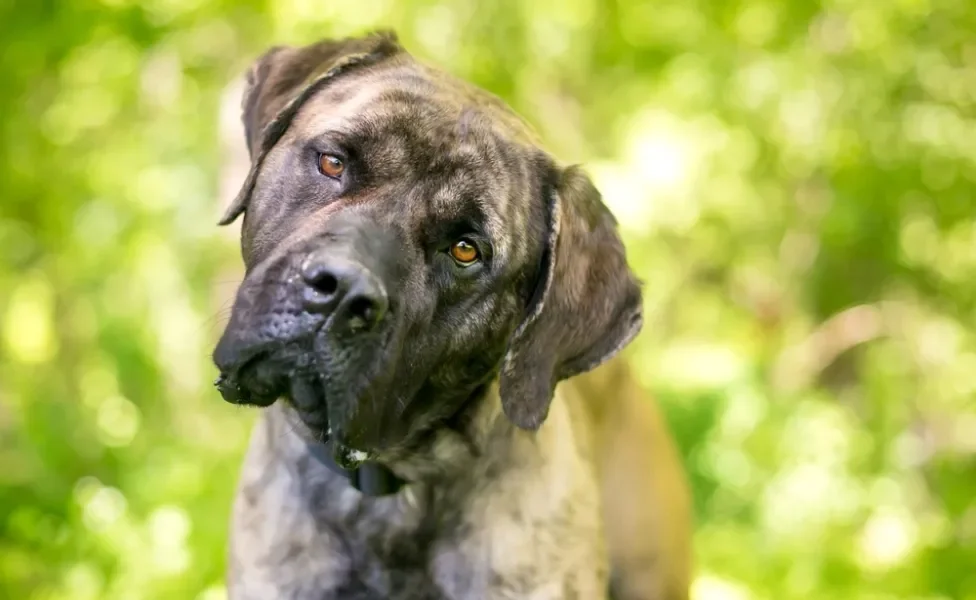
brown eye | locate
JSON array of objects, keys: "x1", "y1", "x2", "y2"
[
  {"x1": 450, "y1": 239, "x2": 480, "y2": 265},
  {"x1": 318, "y1": 154, "x2": 345, "y2": 179}
]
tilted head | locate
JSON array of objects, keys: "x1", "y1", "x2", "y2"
[{"x1": 212, "y1": 31, "x2": 642, "y2": 470}]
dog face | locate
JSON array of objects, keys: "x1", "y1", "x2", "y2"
[{"x1": 213, "y1": 32, "x2": 643, "y2": 468}]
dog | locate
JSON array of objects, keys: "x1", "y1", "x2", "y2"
[{"x1": 212, "y1": 31, "x2": 692, "y2": 599}]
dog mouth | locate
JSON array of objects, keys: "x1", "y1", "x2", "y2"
[
  {"x1": 287, "y1": 377, "x2": 374, "y2": 470},
  {"x1": 214, "y1": 334, "x2": 321, "y2": 406},
  {"x1": 214, "y1": 346, "x2": 380, "y2": 470},
  {"x1": 214, "y1": 351, "x2": 281, "y2": 407}
]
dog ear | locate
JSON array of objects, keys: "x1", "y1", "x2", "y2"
[
  {"x1": 219, "y1": 31, "x2": 402, "y2": 226},
  {"x1": 499, "y1": 165, "x2": 644, "y2": 430}
]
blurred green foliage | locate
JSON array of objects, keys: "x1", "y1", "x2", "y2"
[{"x1": 1, "y1": 0, "x2": 975, "y2": 598}]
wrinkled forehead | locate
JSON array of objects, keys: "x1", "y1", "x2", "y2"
[{"x1": 281, "y1": 63, "x2": 542, "y2": 264}]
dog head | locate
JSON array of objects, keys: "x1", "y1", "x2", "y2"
[{"x1": 213, "y1": 31, "x2": 642, "y2": 468}]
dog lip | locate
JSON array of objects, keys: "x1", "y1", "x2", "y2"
[
  {"x1": 215, "y1": 351, "x2": 281, "y2": 407},
  {"x1": 213, "y1": 373, "x2": 246, "y2": 404},
  {"x1": 287, "y1": 376, "x2": 331, "y2": 437}
]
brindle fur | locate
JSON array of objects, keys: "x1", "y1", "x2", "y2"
[{"x1": 215, "y1": 31, "x2": 691, "y2": 599}]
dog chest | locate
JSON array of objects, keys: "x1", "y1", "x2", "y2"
[{"x1": 308, "y1": 494, "x2": 607, "y2": 599}]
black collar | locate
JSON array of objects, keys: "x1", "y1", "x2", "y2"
[{"x1": 306, "y1": 439, "x2": 406, "y2": 497}]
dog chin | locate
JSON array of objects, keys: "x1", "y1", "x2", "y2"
[
  {"x1": 281, "y1": 382, "x2": 402, "y2": 471},
  {"x1": 286, "y1": 357, "x2": 403, "y2": 455}
]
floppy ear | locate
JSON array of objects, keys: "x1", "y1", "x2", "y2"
[
  {"x1": 499, "y1": 165, "x2": 644, "y2": 430},
  {"x1": 219, "y1": 30, "x2": 403, "y2": 225}
]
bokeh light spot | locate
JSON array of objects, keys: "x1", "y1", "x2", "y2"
[{"x1": 3, "y1": 275, "x2": 58, "y2": 364}]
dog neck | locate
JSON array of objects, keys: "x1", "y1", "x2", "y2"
[{"x1": 382, "y1": 381, "x2": 516, "y2": 484}]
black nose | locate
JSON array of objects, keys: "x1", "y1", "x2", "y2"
[{"x1": 300, "y1": 253, "x2": 388, "y2": 332}]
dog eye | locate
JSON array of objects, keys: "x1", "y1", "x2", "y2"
[
  {"x1": 449, "y1": 239, "x2": 480, "y2": 266},
  {"x1": 318, "y1": 154, "x2": 345, "y2": 179}
]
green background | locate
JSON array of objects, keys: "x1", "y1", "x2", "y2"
[{"x1": 1, "y1": 0, "x2": 974, "y2": 598}]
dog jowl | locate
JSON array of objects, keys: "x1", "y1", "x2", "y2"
[{"x1": 211, "y1": 31, "x2": 642, "y2": 473}]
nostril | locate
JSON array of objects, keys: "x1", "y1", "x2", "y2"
[
  {"x1": 302, "y1": 267, "x2": 342, "y2": 313},
  {"x1": 347, "y1": 295, "x2": 379, "y2": 329},
  {"x1": 301, "y1": 254, "x2": 343, "y2": 299},
  {"x1": 309, "y1": 272, "x2": 339, "y2": 296}
]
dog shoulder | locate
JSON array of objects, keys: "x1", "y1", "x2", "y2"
[{"x1": 429, "y1": 388, "x2": 610, "y2": 598}]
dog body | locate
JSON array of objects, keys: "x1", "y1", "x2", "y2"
[
  {"x1": 230, "y1": 384, "x2": 606, "y2": 599},
  {"x1": 214, "y1": 32, "x2": 691, "y2": 600}
]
